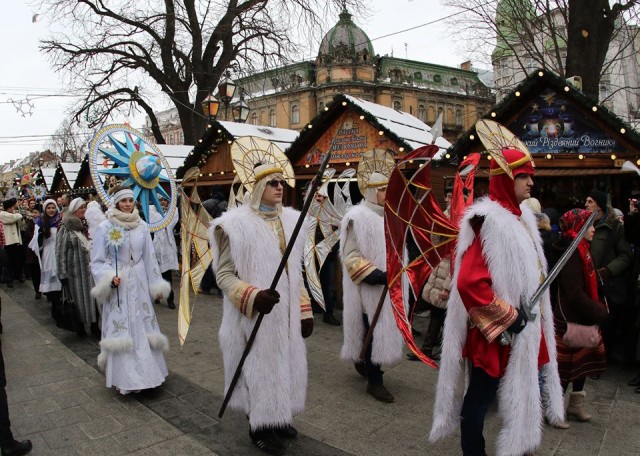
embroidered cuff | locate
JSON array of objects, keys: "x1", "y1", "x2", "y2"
[
  {"x1": 468, "y1": 298, "x2": 518, "y2": 343},
  {"x1": 231, "y1": 282, "x2": 259, "y2": 317},
  {"x1": 348, "y1": 258, "x2": 377, "y2": 285},
  {"x1": 299, "y1": 286, "x2": 313, "y2": 320}
]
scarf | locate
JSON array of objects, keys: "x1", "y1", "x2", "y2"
[
  {"x1": 35, "y1": 212, "x2": 62, "y2": 229},
  {"x1": 107, "y1": 206, "x2": 141, "y2": 230},
  {"x1": 559, "y1": 208, "x2": 599, "y2": 301}
]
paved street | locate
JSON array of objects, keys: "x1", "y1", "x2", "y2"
[{"x1": 1, "y1": 281, "x2": 639, "y2": 455}]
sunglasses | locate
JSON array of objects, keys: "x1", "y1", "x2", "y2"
[{"x1": 266, "y1": 179, "x2": 285, "y2": 188}]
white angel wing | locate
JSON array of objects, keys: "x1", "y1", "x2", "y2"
[{"x1": 85, "y1": 201, "x2": 107, "y2": 241}]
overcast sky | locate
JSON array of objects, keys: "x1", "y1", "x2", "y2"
[{"x1": 0, "y1": 0, "x2": 488, "y2": 164}]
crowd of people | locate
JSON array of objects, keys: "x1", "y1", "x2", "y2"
[{"x1": 0, "y1": 146, "x2": 639, "y2": 456}]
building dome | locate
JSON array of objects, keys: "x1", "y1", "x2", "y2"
[{"x1": 317, "y1": 8, "x2": 374, "y2": 65}]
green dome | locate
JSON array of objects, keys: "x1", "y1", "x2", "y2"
[{"x1": 317, "y1": 8, "x2": 374, "y2": 64}]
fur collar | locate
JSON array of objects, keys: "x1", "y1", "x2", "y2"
[{"x1": 62, "y1": 212, "x2": 85, "y2": 232}]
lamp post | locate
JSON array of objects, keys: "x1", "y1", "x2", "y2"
[
  {"x1": 217, "y1": 71, "x2": 237, "y2": 120},
  {"x1": 201, "y1": 92, "x2": 220, "y2": 120}
]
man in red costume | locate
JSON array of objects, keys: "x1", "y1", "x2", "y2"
[{"x1": 430, "y1": 148, "x2": 565, "y2": 456}]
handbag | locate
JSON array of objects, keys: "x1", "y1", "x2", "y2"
[
  {"x1": 558, "y1": 289, "x2": 601, "y2": 348},
  {"x1": 55, "y1": 286, "x2": 80, "y2": 332}
]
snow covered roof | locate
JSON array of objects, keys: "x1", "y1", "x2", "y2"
[
  {"x1": 343, "y1": 95, "x2": 451, "y2": 152},
  {"x1": 217, "y1": 121, "x2": 299, "y2": 151},
  {"x1": 156, "y1": 144, "x2": 193, "y2": 176},
  {"x1": 41, "y1": 167, "x2": 56, "y2": 190},
  {"x1": 59, "y1": 162, "x2": 82, "y2": 188}
]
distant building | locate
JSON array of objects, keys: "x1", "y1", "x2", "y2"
[
  {"x1": 145, "y1": 7, "x2": 495, "y2": 145},
  {"x1": 492, "y1": 0, "x2": 640, "y2": 128}
]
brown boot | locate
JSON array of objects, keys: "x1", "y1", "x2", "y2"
[{"x1": 567, "y1": 391, "x2": 592, "y2": 422}]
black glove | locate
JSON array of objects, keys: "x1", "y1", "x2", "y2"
[
  {"x1": 254, "y1": 289, "x2": 280, "y2": 314},
  {"x1": 507, "y1": 307, "x2": 528, "y2": 335},
  {"x1": 301, "y1": 318, "x2": 314, "y2": 338},
  {"x1": 362, "y1": 269, "x2": 387, "y2": 286},
  {"x1": 60, "y1": 278, "x2": 70, "y2": 288}
]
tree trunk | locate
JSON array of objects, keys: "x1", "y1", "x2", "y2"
[{"x1": 565, "y1": 0, "x2": 616, "y2": 101}]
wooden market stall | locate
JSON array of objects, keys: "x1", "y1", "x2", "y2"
[{"x1": 447, "y1": 69, "x2": 640, "y2": 212}]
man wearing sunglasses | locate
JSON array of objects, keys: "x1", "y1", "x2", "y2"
[{"x1": 211, "y1": 163, "x2": 313, "y2": 455}]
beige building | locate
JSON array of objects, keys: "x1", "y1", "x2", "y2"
[{"x1": 146, "y1": 7, "x2": 494, "y2": 145}]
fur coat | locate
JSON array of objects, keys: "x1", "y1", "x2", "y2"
[
  {"x1": 210, "y1": 205, "x2": 307, "y2": 431},
  {"x1": 429, "y1": 198, "x2": 564, "y2": 456},
  {"x1": 56, "y1": 213, "x2": 97, "y2": 323},
  {"x1": 340, "y1": 201, "x2": 403, "y2": 366}
]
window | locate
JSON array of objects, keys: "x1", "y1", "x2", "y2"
[
  {"x1": 251, "y1": 112, "x2": 258, "y2": 125},
  {"x1": 418, "y1": 104, "x2": 426, "y2": 122},
  {"x1": 269, "y1": 109, "x2": 276, "y2": 127},
  {"x1": 414, "y1": 72, "x2": 423, "y2": 80},
  {"x1": 169, "y1": 134, "x2": 174, "y2": 145},
  {"x1": 446, "y1": 108, "x2": 454, "y2": 124},
  {"x1": 433, "y1": 74, "x2": 442, "y2": 83},
  {"x1": 451, "y1": 77, "x2": 458, "y2": 86},
  {"x1": 179, "y1": 131, "x2": 184, "y2": 144},
  {"x1": 455, "y1": 109, "x2": 463, "y2": 126},
  {"x1": 390, "y1": 69, "x2": 402, "y2": 83},
  {"x1": 291, "y1": 104, "x2": 300, "y2": 124},
  {"x1": 428, "y1": 106, "x2": 436, "y2": 123},
  {"x1": 393, "y1": 100, "x2": 402, "y2": 111}
]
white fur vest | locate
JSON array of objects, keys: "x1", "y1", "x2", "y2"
[
  {"x1": 210, "y1": 205, "x2": 307, "y2": 431},
  {"x1": 429, "y1": 198, "x2": 564, "y2": 456},
  {"x1": 339, "y1": 201, "x2": 403, "y2": 366}
]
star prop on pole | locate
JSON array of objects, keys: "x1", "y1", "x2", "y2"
[
  {"x1": 384, "y1": 145, "x2": 479, "y2": 366},
  {"x1": 106, "y1": 225, "x2": 126, "y2": 307},
  {"x1": 88, "y1": 124, "x2": 177, "y2": 232},
  {"x1": 475, "y1": 120, "x2": 532, "y2": 179}
]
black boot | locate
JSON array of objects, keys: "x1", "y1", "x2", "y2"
[
  {"x1": 250, "y1": 428, "x2": 286, "y2": 455},
  {"x1": 1, "y1": 439, "x2": 32, "y2": 456},
  {"x1": 274, "y1": 424, "x2": 298, "y2": 439},
  {"x1": 322, "y1": 313, "x2": 340, "y2": 326},
  {"x1": 366, "y1": 382, "x2": 394, "y2": 403},
  {"x1": 354, "y1": 361, "x2": 368, "y2": 378},
  {"x1": 168, "y1": 301, "x2": 176, "y2": 309}
]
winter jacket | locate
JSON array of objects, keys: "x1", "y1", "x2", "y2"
[
  {"x1": 421, "y1": 257, "x2": 451, "y2": 309},
  {"x1": 0, "y1": 211, "x2": 23, "y2": 245}
]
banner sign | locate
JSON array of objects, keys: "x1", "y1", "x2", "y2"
[{"x1": 509, "y1": 89, "x2": 624, "y2": 154}]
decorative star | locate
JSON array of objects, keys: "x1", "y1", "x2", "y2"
[
  {"x1": 541, "y1": 91, "x2": 556, "y2": 105},
  {"x1": 531, "y1": 103, "x2": 540, "y2": 112}
]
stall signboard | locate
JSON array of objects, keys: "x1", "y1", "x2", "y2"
[
  {"x1": 296, "y1": 110, "x2": 406, "y2": 166},
  {"x1": 510, "y1": 89, "x2": 624, "y2": 154}
]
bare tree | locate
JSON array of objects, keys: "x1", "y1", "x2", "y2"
[
  {"x1": 47, "y1": 116, "x2": 92, "y2": 162},
  {"x1": 443, "y1": 0, "x2": 640, "y2": 101},
  {"x1": 37, "y1": 0, "x2": 367, "y2": 145}
]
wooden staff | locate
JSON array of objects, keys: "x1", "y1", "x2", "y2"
[
  {"x1": 218, "y1": 150, "x2": 332, "y2": 418},
  {"x1": 359, "y1": 284, "x2": 389, "y2": 361}
]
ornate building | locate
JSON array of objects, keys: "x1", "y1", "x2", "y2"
[{"x1": 146, "y1": 7, "x2": 494, "y2": 145}]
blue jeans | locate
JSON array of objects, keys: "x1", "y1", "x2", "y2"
[{"x1": 460, "y1": 365, "x2": 500, "y2": 456}]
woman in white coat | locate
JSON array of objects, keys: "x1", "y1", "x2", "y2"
[
  {"x1": 90, "y1": 186, "x2": 171, "y2": 395},
  {"x1": 28, "y1": 199, "x2": 62, "y2": 317}
]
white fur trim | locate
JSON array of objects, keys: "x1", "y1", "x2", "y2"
[
  {"x1": 97, "y1": 352, "x2": 107, "y2": 371},
  {"x1": 339, "y1": 201, "x2": 403, "y2": 366},
  {"x1": 91, "y1": 269, "x2": 117, "y2": 302},
  {"x1": 149, "y1": 280, "x2": 171, "y2": 300},
  {"x1": 429, "y1": 198, "x2": 564, "y2": 455},
  {"x1": 100, "y1": 337, "x2": 134, "y2": 353},
  {"x1": 147, "y1": 333, "x2": 170, "y2": 352}
]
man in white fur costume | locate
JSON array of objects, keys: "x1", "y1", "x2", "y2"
[
  {"x1": 429, "y1": 146, "x2": 565, "y2": 455},
  {"x1": 340, "y1": 151, "x2": 403, "y2": 403},
  {"x1": 90, "y1": 186, "x2": 171, "y2": 395},
  {"x1": 211, "y1": 159, "x2": 314, "y2": 455}
]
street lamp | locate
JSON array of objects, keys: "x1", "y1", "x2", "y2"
[
  {"x1": 217, "y1": 71, "x2": 237, "y2": 105},
  {"x1": 232, "y1": 91, "x2": 250, "y2": 123},
  {"x1": 201, "y1": 92, "x2": 220, "y2": 119}
]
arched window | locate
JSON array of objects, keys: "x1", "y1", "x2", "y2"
[
  {"x1": 318, "y1": 102, "x2": 324, "y2": 113},
  {"x1": 428, "y1": 106, "x2": 436, "y2": 123},
  {"x1": 291, "y1": 104, "x2": 300, "y2": 124},
  {"x1": 393, "y1": 100, "x2": 402, "y2": 111},
  {"x1": 433, "y1": 74, "x2": 442, "y2": 83},
  {"x1": 251, "y1": 112, "x2": 258, "y2": 125},
  {"x1": 446, "y1": 108, "x2": 454, "y2": 125},
  {"x1": 451, "y1": 77, "x2": 458, "y2": 86},
  {"x1": 455, "y1": 109, "x2": 463, "y2": 126},
  {"x1": 418, "y1": 104, "x2": 426, "y2": 122},
  {"x1": 269, "y1": 109, "x2": 276, "y2": 127}
]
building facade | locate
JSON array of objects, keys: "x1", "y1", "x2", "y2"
[
  {"x1": 492, "y1": 0, "x2": 640, "y2": 128},
  {"x1": 146, "y1": 8, "x2": 495, "y2": 145}
]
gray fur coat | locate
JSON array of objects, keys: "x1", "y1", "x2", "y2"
[{"x1": 56, "y1": 213, "x2": 97, "y2": 323}]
